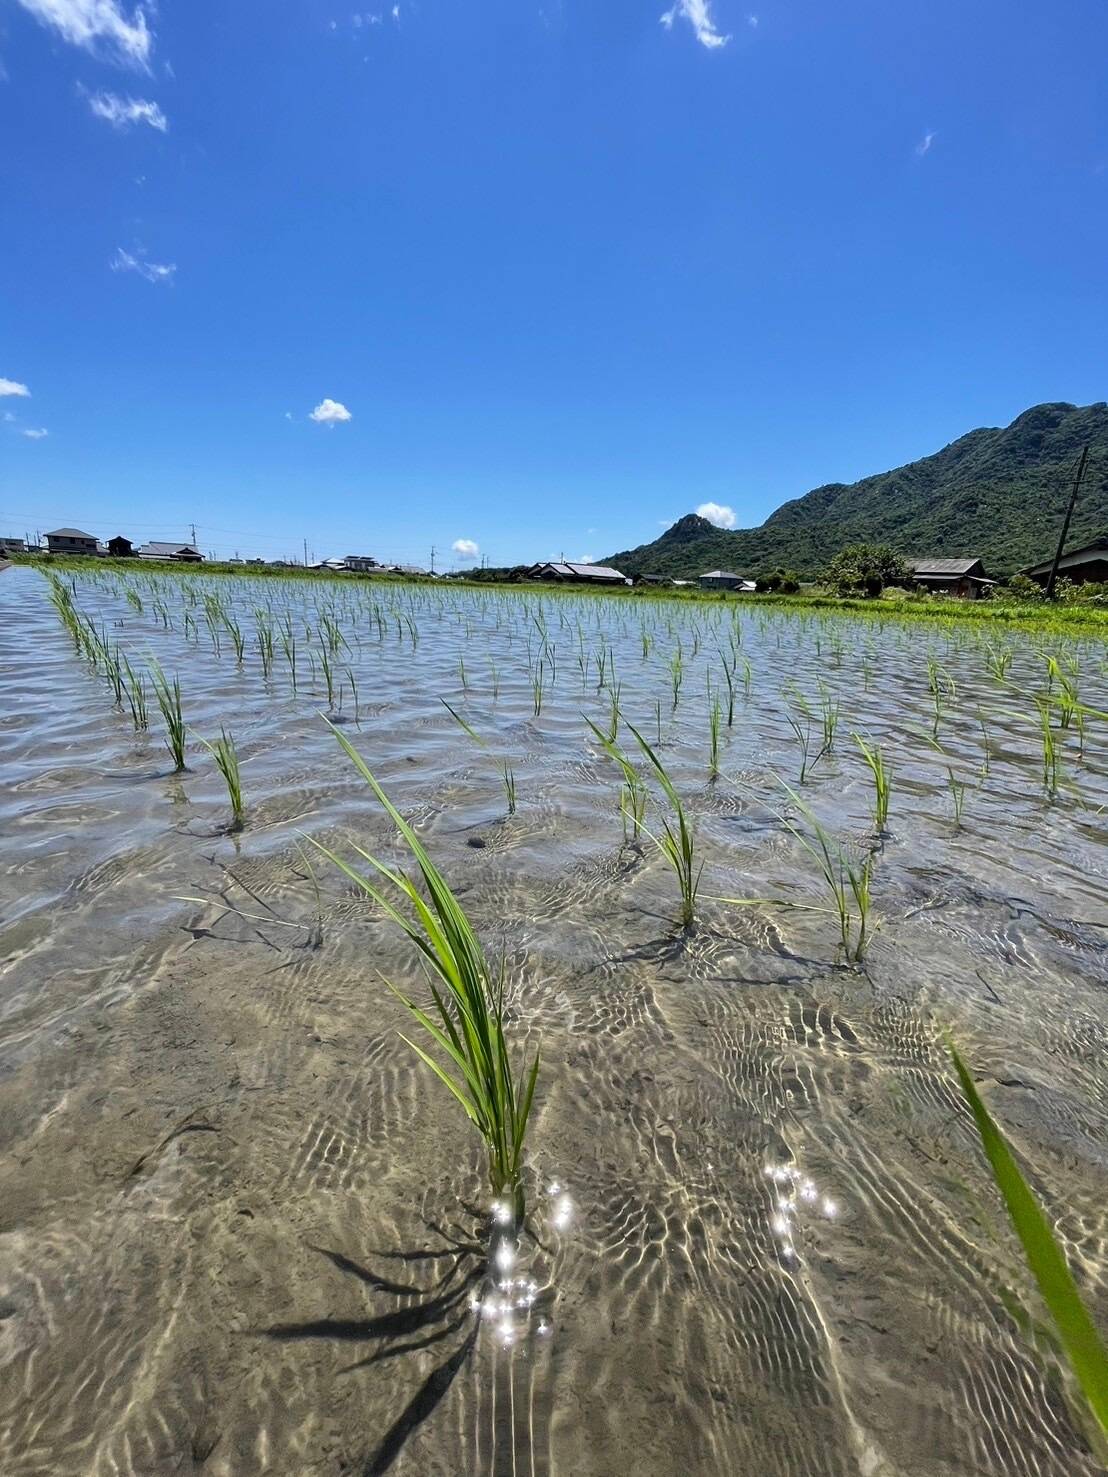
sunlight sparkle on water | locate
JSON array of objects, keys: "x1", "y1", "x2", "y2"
[{"x1": 764, "y1": 1162, "x2": 840, "y2": 1255}]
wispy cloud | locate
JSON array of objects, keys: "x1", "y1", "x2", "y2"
[
  {"x1": 85, "y1": 88, "x2": 166, "y2": 131},
  {"x1": 0, "y1": 378, "x2": 31, "y2": 397},
  {"x1": 111, "y1": 245, "x2": 176, "y2": 283},
  {"x1": 696, "y1": 501, "x2": 736, "y2": 529},
  {"x1": 452, "y1": 538, "x2": 479, "y2": 561},
  {"x1": 22, "y1": 427, "x2": 49, "y2": 440},
  {"x1": 309, "y1": 397, "x2": 352, "y2": 425},
  {"x1": 15, "y1": 1, "x2": 153, "y2": 69},
  {"x1": 915, "y1": 130, "x2": 936, "y2": 157},
  {"x1": 660, "y1": 0, "x2": 729, "y2": 49},
  {"x1": 576, "y1": 553, "x2": 596, "y2": 565}
]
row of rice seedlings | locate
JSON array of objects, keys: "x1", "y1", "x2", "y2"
[{"x1": 318, "y1": 726, "x2": 540, "y2": 1226}]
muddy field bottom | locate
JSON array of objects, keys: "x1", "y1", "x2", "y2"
[{"x1": 2, "y1": 564, "x2": 1107, "y2": 1477}]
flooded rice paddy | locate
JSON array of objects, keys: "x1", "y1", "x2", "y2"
[{"x1": 1, "y1": 562, "x2": 1107, "y2": 1477}]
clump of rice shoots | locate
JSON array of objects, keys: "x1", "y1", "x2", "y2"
[
  {"x1": 853, "y1": 733, "x2": 891, "y2": 833},
  {"x1": 149, "y1": 660, "x2": 187, "y2": 771},
  {"x1": 624, "y1": 720, "x2": 701, "y2": 928},
  {"x1": 201, "y1": 727, "x2": 245, "y2": 829},
  {"x1": 122, "y1": 655, "x2": 149, "y2": 730},
  {"x1": 317, "y1": 725, "x2": 540, "y2": 1226}
]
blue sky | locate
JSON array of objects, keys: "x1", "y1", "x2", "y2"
[{"x1": 2, "y1": 1, "x2": 1106, "y2": 567}]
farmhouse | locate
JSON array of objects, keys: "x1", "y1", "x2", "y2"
[
  {"x1": 910, "y1": 558, "x2": 995, "y2": 599},
  {"x1": 1023, "y1": 539, "x2": 1108, "y2": 587},
  {"x1": 107, "y1": 536, "x2": 135, "y2": 557},
  {"x1": 45, "y1": 527, "x2": 98, "y2": 556},
  {"x1": 137, "y1": 542, "x2": 205, "y2": 563},
  {"x1": 528, "y1": 561, "x2": 628, "y2": 585},
  {"x1": 699, "y1": 570, "x2": 754, "y2": 592}
]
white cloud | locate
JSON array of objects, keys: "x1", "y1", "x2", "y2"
[
  {"x1": 916, "y1": 130, "x2": 936, "y2": 157},
  {"x1": 309, "y1": 397, "x2": 352, "y2": 425},
  {"x1": 660, "y1": 0, "x2": 729, "y2": 49},
  {"x1": 85, "y1": 89, "x2": 166, "y2": 130},
  {"x1": 22, "y1": 427, "x2": 49, "y2": 440},
  {"x1": 15, "y1": 0, "x2": 153, "y2": 68},
  {"x1": 0, "y1": 378, "x2": 31, "y2": 397},
  {"x1": 452, "y1": 538, "x2": 479, "y2": 561},
  {"x1": 696, "y1": 501, "x2": 736, "y2": 529},
  {"x1": 747, "y1": 14, "x2": 758, "y2": 27},
  {"x1": 576, "y1": 553, "x2": 596, "y2": 565},
  {"x1": 111, "y1": 245, "x2": 176, "y2": 283}
]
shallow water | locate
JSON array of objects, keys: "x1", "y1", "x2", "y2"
[{"x1": 1, "y1": 563, "x2": 1107, "y2": 1477}]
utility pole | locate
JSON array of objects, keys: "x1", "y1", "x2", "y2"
[
  {"x1": 1044, "y1": 445, "x2": 1089, "y2": 600},
  {"x1": 303, "y1": 537, "x2": 309, "y2": 567},
  {"x1": 190, "y1": 523, "x2": 197, "y2": 546},
  {"x1": 430, "y1": 545, "x2": 437, "y2": 574}
]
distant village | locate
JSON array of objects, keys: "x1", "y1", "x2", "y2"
[{"x1": 2, "y1": 528, "x2": 1104, "y2": 597}]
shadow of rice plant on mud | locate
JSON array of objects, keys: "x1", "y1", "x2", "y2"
[{"x1": 262, "y1": 1224, "x2": 487, "y2": 1475}]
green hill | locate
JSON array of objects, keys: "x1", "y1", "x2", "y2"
[{"x1": 605, "y1": 402, "x2": 1108, "y2": 580}]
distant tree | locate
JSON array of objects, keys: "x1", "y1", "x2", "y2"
[
  {"x1": 824, "y1": 544, "x2": 911, "y2": 598},
  {"x1": 1001, "y1": 573, "x2": 1047, "y2": 603},
  {"x1": 755, "y1": 567, "x2": 801, "y2": 594}
]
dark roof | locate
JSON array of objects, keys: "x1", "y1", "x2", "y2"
[
  {"x1": 911, "y1": 558, "x2": 984, "y2": 577},
  {"x1": 46, "y1": 527, "x2": 95, "y2": 539},
  {"x1": 1024, "y1": 539, "x2": 1108, "y2": 576},
  {"x1": 534, "y1": 561, "x2": 625, "y2": 580},
  {"x1": 138, "y1": 542, "x2": 202, "y2": 557}
]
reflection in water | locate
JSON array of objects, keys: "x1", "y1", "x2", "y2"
[{"x1": 765, "y1": 1162, "x2": 838, "y2": 1261}]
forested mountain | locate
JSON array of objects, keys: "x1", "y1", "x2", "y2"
[{"x1": 605, "y1": 402, "x2": 1107, "y2": 579}]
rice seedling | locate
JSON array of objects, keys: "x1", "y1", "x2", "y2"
[
  {"x1": 345, "y1": 667, "x2": 360, "y2": 725},
  {"x1": 817, "y1": 682, "x2": 839, "y2": 755},
  {"x1": 149, "y1": 660, "x2": 187, "y2": 771},
  {"x1": 853, "y1": 733, "x2": 891, "y2": 833},
  {"x1": 532, "y1": 661, "x2": 546, "y2": 716},
  {"x1": 125, "y1": 588, "x2": 143, "y2": 613},
  {"x1": 281, "y1": 629, "x2": 298, "y2": 691},
  {"x1": 122, "y1": 655, "x2": 149, "y2": 731},
  {"x1": 708, "y1": 695, "x2": 722, "y2": 778},
  {"x1": 502, "y1": 761, "x2": 517, "y2": 815},
  {"x1": 717, "y1": 657, "x2": 735, "y2": 727},
  {"x1": 720, "y1": 781, "x2": 875, "y2": 962},
  {"x1": 784, "y1": 693, "x2": 816, "y2": 784},
  {"x1": 623, "y1": 720, "x2": 701, "y2": 928},
  {"x1": 224, "y1": 614, "x2": 246, "y2": 665},
  {"x1": 1035, "y1": 696, "x2": 1060, "y2": 795},
  {"x1": 669, "y1": 649, "x2": 683, "y2": 710},
  {"x1": 607, "y1": 680, "x2": 622, "y2": 744},
  {"x1": 319, "y1": 645, "x2": 336, "y2": 708},
  {"x1": 977, "y1": 708, "x2": 991, "y2": 776},
  {"x1": 949, "y1": 1041, "x2": 1108, "y2": 1449},
  {"x1": 459, "y1": 656, "x2": 468, "y2": 691},
  {"x1": 256, "y1": 619, "x2": 274, "y2": 678},
  {"x1": 201, "y1": 727, "x2": 245, "y2": 829},
  {"x1": 316, "y1": 727, "x2": 540, "y2": 1226},
  {"x1": 584, "y1": 715, "x2": 647, "y2": 843}
]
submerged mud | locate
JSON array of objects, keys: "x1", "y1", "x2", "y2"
[{"x1": 1, "y1": 565, "x2": 1106, "y2": 1476}]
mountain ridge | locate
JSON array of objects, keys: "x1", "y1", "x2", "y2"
[{"x1": 604, "y1": 401, "x2": 1108, "y2": 579}]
